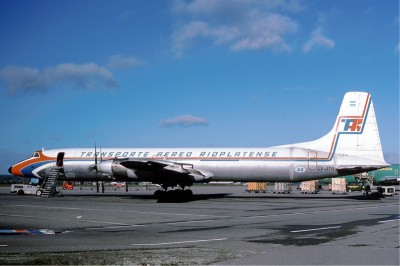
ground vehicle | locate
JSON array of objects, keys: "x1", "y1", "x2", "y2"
[
  {"x1": 62, "y1": 181, "x2": 74, "y2": 190},
  {"x1": 347, "y1": 183, "x2": 364, "y2": 191},
  {"x1": 10, "y1": 184, "x2": 38, "y2": 195},
  {"x1": 376, "y1": 186, "x2": 396, "y2": 196}
]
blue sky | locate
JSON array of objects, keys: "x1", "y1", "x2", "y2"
[{"x1": 0, "y1": 0, "x2": 398, "y2": 174}]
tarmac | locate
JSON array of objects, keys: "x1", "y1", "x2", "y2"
[{"x1": 0, "y1": 184, "x2": 399, "y2": 265}]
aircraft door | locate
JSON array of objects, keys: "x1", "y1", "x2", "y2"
[
  {"x1": 56, "y1": 152, "x2": 65, "y2": 167},
  {"x1": 308, "y1": 151, "x2": 317, "y2": 170}
]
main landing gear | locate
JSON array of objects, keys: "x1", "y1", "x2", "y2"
[{"x1": 153, "y1": 184, "x2": 193, "y2": 200}]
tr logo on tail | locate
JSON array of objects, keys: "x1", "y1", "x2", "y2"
[{"x1": 340, "y1": 118, "x2": 363, "y2": 132}]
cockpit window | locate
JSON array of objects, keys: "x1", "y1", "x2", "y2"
[{"x1": 29, "y1": 152, "x2": 40, "y2": 159}]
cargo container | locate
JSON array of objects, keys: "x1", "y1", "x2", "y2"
[
  {"x1": 300, "y1": 180, "x2": 320, "y2": 194},
  {"x1": 246, "y1": 182, "x2": 267, "y2": 193},
  {"x1": 331, "y1": 178, "x2": 347, "y2": 194},
  {"x1": 273, "y1": 182, "x2": 292, "y2": 194}
]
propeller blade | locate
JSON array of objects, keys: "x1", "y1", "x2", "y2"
[{"x1": 95, "y1": 142, "x2": 98, "y2": 165}]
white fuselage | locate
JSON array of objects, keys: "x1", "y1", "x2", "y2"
[{"x1": 33, "y1": 147, "x2": 342, "y2": 182}]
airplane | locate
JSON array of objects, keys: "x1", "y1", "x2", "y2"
[
  {"x1": 319, "y1": 164, "x2": 399, "y2": 185},
  {"x1": 371, "y1": 164, "x2": 400, "y2": 185},
  {"x1": 9, "y1": 92, "x2": 389, "y2": 198}
]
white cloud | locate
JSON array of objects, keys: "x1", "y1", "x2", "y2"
[
  {"x1": 173, "y1": 0, "x2": 304, "y2": 16},
  {"x1": 161, "y1": 114, "x2": 209, "y2": 127},
  {"x1": 230, "y1": 13, "x2": 297, "y2": 52},
  {"x1": 303, "y1": 27, "x2": 335, "y2": 53},
  {"x1": 0, "y1": 63, "x2": 118, "y2": 94},
  {"x1": 171, "y1": 0, "x2": 301, "y2": 56},
  {"x1": 107, "y1": 55, "x2": 144, "y2": 69}
]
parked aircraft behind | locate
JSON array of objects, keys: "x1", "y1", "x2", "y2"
[
  {"x1": 9, "y1": 92, "x2": 389, "y2": 197},
  {"x1": 320, "y1": 164, "x2": 399, "y2": 185},
  {"x1": 371, "y1": 164, "x2": 399, "y2": 185}
]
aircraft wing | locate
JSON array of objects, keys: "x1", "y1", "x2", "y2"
[{"x1": 99, "y1": 158, "x2": 213, "y2": 186}]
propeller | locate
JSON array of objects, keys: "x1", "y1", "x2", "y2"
[
  {"x1": 94, "y1": 142, "x2": 98, "y2": 171},
  {"x1": 89, "y1": 142, "x2": 101, "y2": 173}
]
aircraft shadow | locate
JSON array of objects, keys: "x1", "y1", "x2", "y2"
[
  {"x1": 59, "y1": 192, "x2": 232, "y2": 203},
  {"x1": 227, "y1": 194, "x2": 382, "y2": 201},
  {"x1": 54, "y1": 191, "x2": 382, "y2": 202},
  {"x1": 156, "y1": 193, "x2": 231, "y2": 203}
]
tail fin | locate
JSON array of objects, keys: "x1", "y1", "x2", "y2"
[{"x1": 297, "y1": 92, "x2": 387, "y2": 165}]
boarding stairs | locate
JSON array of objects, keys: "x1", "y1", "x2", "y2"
[
  {"x1": 39, "y1": 152, "x2": 65, "y2": 198},
  {"x1": 40, "y1": 169, "x2": 59, "y2": 197}
]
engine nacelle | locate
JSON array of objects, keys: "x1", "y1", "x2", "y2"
[{"x1": 98, "y1": 160, "x2": 138, "y2": 179}]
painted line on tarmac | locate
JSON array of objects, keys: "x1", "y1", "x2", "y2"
[
  {"x1": 290, "y1": 226, "x2": 342, "y2": 233},
  {"x1": 85, "y1": 219, "x2": 220, "y2": 230},
  {"x1": 0, "y1": 214, "x2": 143, "y2": 229},
  {"x1": 4, "y1": 204, "x2": 228, "y2": 218},
  {"x1": 132, "y1": 238, "x2": 228, "y2": 246},
  {"x1": 242, "y1": 204, "x2": 397, "y2": 219},
  {"x1": 0, "y1": 214, "x2": 130, "y2": 226},
  {"x1": 166, "y1": 219, "x2": 217, "y2": 225},
  {"x1": 378, "y1": 218, "x2": 400, "y2": 223},
  {"x1": 85, "y1": 224, "x2": 146, "y2": 230},
  {"x1": 0, "y1": 213, "x2": 220, "y2": 231}
]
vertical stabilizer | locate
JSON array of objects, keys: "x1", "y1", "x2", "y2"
[{"x1": 295, "y1": 92, "x2": 387, "y2": 164}]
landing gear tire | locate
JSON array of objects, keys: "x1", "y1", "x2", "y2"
[
  {"x1": 154, "y1": 190, "x2": 165, "y2": 198},
  {"x1": 154, "y1": 188, "x2": 193, "y2": 201},
  {"x1": 184, "y1": 189, "x2": 193, "y2": 197}
]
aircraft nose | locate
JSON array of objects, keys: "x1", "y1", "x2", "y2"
[{"x1": 8, "y1": 166, "x2": 12, "y2": 174}]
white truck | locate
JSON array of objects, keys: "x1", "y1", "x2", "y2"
[{"x1": 10, "y1": 184, "x2": 39, "y2": 195}]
